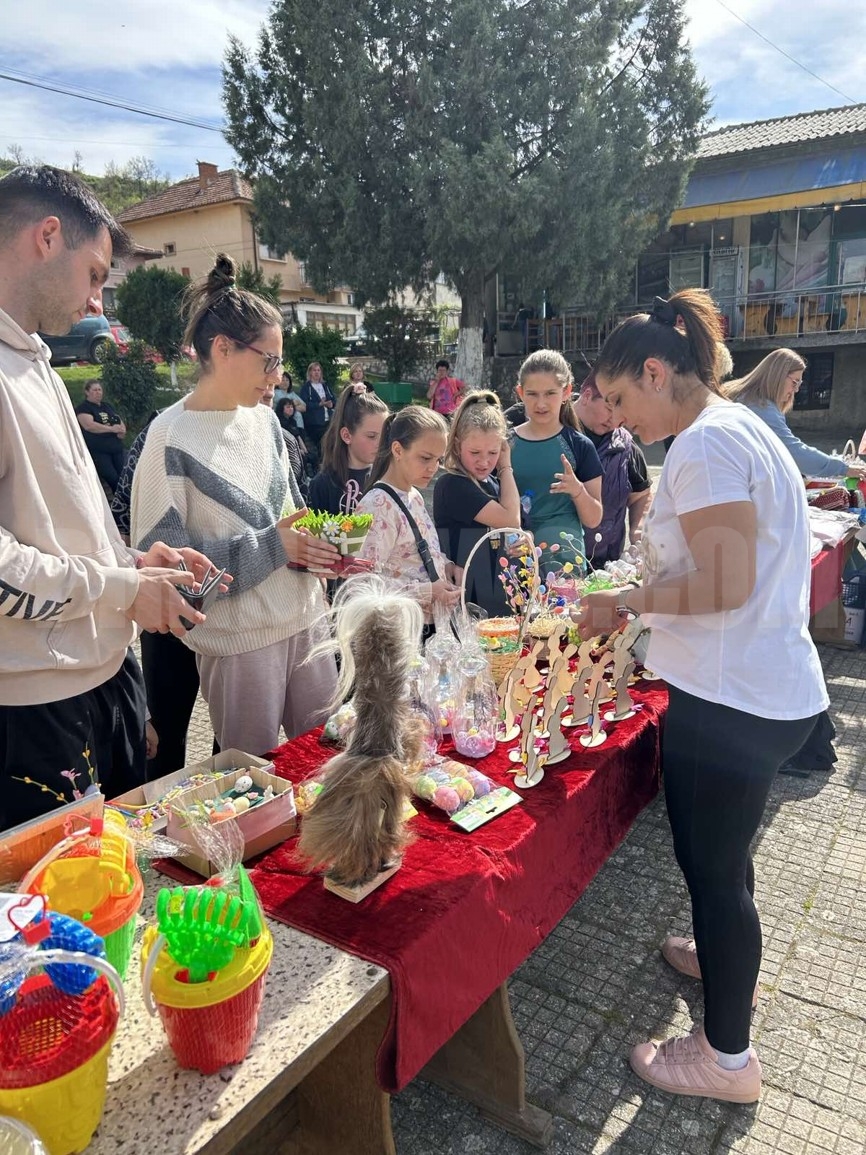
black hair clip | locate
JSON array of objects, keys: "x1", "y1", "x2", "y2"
[{"x1": 651, "y1": 297, "x2": 678, "y2": 327}]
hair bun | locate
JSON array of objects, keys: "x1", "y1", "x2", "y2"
[{"x1": 206, "y1": 253, "x2": 236, "y2": 294}]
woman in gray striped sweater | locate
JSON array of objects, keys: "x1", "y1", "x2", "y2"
[{"x1": 131, "y1": 255, "x2": 340, "y2": 755}]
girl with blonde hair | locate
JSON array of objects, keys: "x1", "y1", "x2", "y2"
[
  {"x1": 433, "y1": 391, "x2": 521, "y2": 616},
  {"x1": 727, "y1": 349, "x2": 866, "y2": 479}
]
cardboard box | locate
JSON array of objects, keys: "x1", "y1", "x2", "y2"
[
  {"x1": 110, "y1": 749, "x2": 273, "y2": 832},
  {"x1": 0, "y1": 794, "x2": 104, "y2": 886},
  {"x1": 165, "y1": 764, "x2": 296, "y2": 878}
]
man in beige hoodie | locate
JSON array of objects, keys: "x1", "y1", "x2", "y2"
[{"x1": 0, "y1": 165, "x2": 221, "y2": 830}]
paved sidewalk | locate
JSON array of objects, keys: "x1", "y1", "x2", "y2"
[{"x1": 182, "y1": 643, "x2": 866, "y2": 1154}]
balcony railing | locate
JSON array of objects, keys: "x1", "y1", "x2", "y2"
[{"x1": 497, "y1": 282, "x2": 866, "y2": 359}]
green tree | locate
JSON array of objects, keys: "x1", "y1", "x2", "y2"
[
  {"x1": 236, "y1": 261, "x2": 284, "y2": 306},
  {"x1": 116, "y1": 265, "x2": 189, "y2": 385},
  {"x1": 362, "y1": 304, "x2": 434, "y2": 381},
  {"x1": 282, "y1": 325, "x2": 346, "y2": 386},
  {"x1": 99, "y1": 340, "x2": 161, "y2": 431},
  {"x1": 224, "y1": 0, "x2": 708, "y2": 385}
]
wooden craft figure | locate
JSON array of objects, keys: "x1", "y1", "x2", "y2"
[
  {"x1": 605, "y1": 658, "x2": 637, "y2": 722},
  {"x1": 509, "y1": 698, "x2": 539, "y2": 765},
  {"x1": 519, "y1": 639, "x2": 546, "y2": 692},
  {"x1": 549, "y1": 642, "x2": 578, "y2": 699},
  {"x1": 545, "y1": 696, "x2": 572, "y2": 764},
  {"x1": 563, "y1": 666, "x2": 594, "y2": 727},
  {"x1": 497, "y1": 663, "x2": 523, "y2": 742},
  {"x1": 534, "y1": 676, "x2": 559, "y2": 739},
  {"x1": 514, "y1": 740, "x2": 548, "y2": 789},
  {"x1": 297, "y1": 578, "x2": 424, "y2": 899},
  {"x1": 588, "y1": 652, "x2": 615, "y2": 707},
  {"x1": 579, "y1": 680, "x2": 608, "y2": 748}
]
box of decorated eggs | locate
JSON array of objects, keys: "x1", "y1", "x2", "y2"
[{"x1": 164, "y1": 757, "x2": 296, "y2": 877}]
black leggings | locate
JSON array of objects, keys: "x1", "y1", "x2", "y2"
[{"x1": 663, "y1": 685, "x2": 818, "y2": 1053}]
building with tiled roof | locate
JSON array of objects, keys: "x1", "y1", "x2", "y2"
[
  {"x1": 699, "y1": 104, "x2": 866, "y2": 160},
  {"x1": 495, "y1": 102, "x2": 866, "y2": 430},
  {"x1": 116, "y1": 162, "x2": 360, "y2": 333}
]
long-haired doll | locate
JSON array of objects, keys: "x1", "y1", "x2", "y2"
[{"x1": 297, "y1": 576, "x2": 425, "y2": 887}]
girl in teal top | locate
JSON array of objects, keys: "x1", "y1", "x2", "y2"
[{"x1": 510, "y1": 349, "x2": 603, "y2": 572}]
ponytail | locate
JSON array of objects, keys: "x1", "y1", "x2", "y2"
[
  {"x1": 366, "y1": 406, "x2": 447, "y2": 489},
  {"x1": 319, "y1": 386, "x2": 389, "y2": 486},
  {"x1": 595, "y1": 290, "x2": 724, "y2": 396}
]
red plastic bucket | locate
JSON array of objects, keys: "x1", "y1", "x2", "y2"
[{"x1": 155, "y1": 968, "x2": 268, "y2": 1074}]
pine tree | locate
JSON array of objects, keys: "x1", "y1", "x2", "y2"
[{"x1": 224, "y1": 0, "x2": 707, "y2": 383}]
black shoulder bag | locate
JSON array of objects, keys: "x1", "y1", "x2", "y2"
[{"x1": 371, "y1": 482, "x2": 440, "y2": 582}]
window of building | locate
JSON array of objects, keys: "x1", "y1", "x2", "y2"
[
  {"x1": 794, "y1": 351, "x2": 833, "y2": 411},
  {"x1": 164, "y1": 242, "x2": 176, "y2": 256},
  {"x1": 258, "y1": 242, "x2": 286, "y2": 262},
  {"x1": 297, "y1": 261, "x2": 310, "y2": 284}
]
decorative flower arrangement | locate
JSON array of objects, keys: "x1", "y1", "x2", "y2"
[{"x1": 293, "y1": 510, "x2": 373, "y2": 555}]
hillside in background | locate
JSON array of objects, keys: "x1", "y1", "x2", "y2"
[{"x1": 0, "y1": 151, "x2": 172, "y2": 216}]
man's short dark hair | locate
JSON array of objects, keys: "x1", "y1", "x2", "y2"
[
  {"x1": 435, "y1": 359, "x2": 450, "y2": 370},
  {"x1": 0, "y1": 165, "x2": 132, "y2": 258}
]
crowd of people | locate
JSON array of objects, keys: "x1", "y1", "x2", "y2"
[{"x1": 0, "y1": 164, "x2": 861, "y2": 1109}]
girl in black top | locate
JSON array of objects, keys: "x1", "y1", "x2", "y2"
[
  {"x1": 307, "y1": 384, "x2": 389, "y2": 513},
  {"x1": 433, "y1": 391, "x2": 521, "y2": 617}
]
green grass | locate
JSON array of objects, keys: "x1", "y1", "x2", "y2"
[{"x1": 55, "y1": 362, "x2": 196, "y2": 442}]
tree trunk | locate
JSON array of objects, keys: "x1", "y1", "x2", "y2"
[
  {"x1": 454, "y1": 272, "x2": 484, "y2": 390},
  {"x1": 170, "y1": 360, "x2": 178, "y2": 389}
]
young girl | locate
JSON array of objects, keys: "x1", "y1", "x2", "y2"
[
  {"x1": 356, "y1": 406, "x2": 461, "y2": 630},
  {"x1": 132, "y1": 254, "x2": 341, "y2": 756},
  {"x1": 308, "y1": 385, "x2": 389, "y2": 514},
  {"x1": 510, "y1": 349, "x2": 603, "y2": 570},
  {"x1": 433, "y1": 391, "x2": 520, "y2": 617}
]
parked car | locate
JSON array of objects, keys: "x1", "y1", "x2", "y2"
[
  {"x1": 40, "y1": 315, "x2": 114, "y2": 364},
  {"x1": 108, "y1": 322, "x2": 132, "y2": 356},
  {"x1": 344, "y1": 327, "x2": 370, "y2": 356}
]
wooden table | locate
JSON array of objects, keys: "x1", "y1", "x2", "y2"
[{"x1": 89, "y1": 882, "x2": 550, "y2": 1154}]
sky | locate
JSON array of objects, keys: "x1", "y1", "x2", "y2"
[{"x1": 0, "y1": 0, "x2": 864, "y2": 182}]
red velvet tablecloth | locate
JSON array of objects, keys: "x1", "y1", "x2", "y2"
[
  {"x1": 248, "y1": 684, "x2": 667, "y2": 1094},
  {"x1": 810, "y1": 540, "x2": 847, "y2": 617}
]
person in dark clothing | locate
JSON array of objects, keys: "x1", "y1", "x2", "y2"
[
  {"x1": 74, "y1": 378, "x2": 127, "y2": 491},
  {"x1": 273, "y1": 395, "x2": 309, "y2": 496},
  {"x1": 433, "y1": 390, "x2": 521, "y2": 617},
  {"x1": 574, "y1": 372, "x2": 651, "y2": 567},
  {"x1": 307, "y1": 384, "x2": 388, "y2": 513},
  {"x1": 299, "y1": 361, "x2": 337, "y2": 459},
  {"x1": 109, "y1": 413, "x2": 203, "y2": 776}
]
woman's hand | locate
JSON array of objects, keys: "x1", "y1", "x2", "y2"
[
  {"x1": 278, "y1": 510, "x2": 342, "y2": 571},
  {"x1": 573, "y1": 588, "x2": 625, "y2": 639},
  {"x1": 846, "y1": 462, "x2": 866, "y2": 480},
  {"x1": 550, "y1": 454, "x2": 585, "y2": 499},
  {"x1": 431, "y1": 578, "x2": 461, "y2": 608}
]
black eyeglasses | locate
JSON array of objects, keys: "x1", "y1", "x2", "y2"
[{"x1": 236, "y1": 341, "x2": 282, "y2": 374}]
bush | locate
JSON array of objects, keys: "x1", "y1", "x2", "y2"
[
  {"x1": 116, "y1": 264, "x2": 189, "y2": 363},
  {"x1": 100, "y1": 341, "x2": 161, "y2": 430},
  {"x1": 282, "y1": 324, "x2": 346, "y2": 386}
]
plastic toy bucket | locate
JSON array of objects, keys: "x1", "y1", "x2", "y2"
[
  {"x1": 0, "y1": 975, "x2": 119, "y2": 1155},
  {"x1": 21, "y1": 811, "x2": 143, "y2": 981},
  {"x1": 141, "y1": 926, "x2": 273, "y2": 1075}
]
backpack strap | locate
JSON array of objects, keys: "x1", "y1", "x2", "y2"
[{"x1": 371, "y1": 483, "x2": 440, "y2": 582}]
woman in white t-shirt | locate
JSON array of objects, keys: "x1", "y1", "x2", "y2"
[{"x1": 577, "y1": 290, "x2": 828, "y2": 1105}]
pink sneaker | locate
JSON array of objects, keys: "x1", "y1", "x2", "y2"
[
  {"x1": 662, "y1": 936, "x2": 758, "y2": 1008},
  {"x1": 630, "y1": 1027, "x2": 761, "y2": 1103}
]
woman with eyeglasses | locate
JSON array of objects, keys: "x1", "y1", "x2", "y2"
[
  {"x1": 300, "y1": 361, "x2": 337, "y2": 460},
  {"x1": 726, "y1": 349, "x2": 866, "y2": 480},
  {"x1": 131, "y1": 254, "x2": 340, "y2": 756}
]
